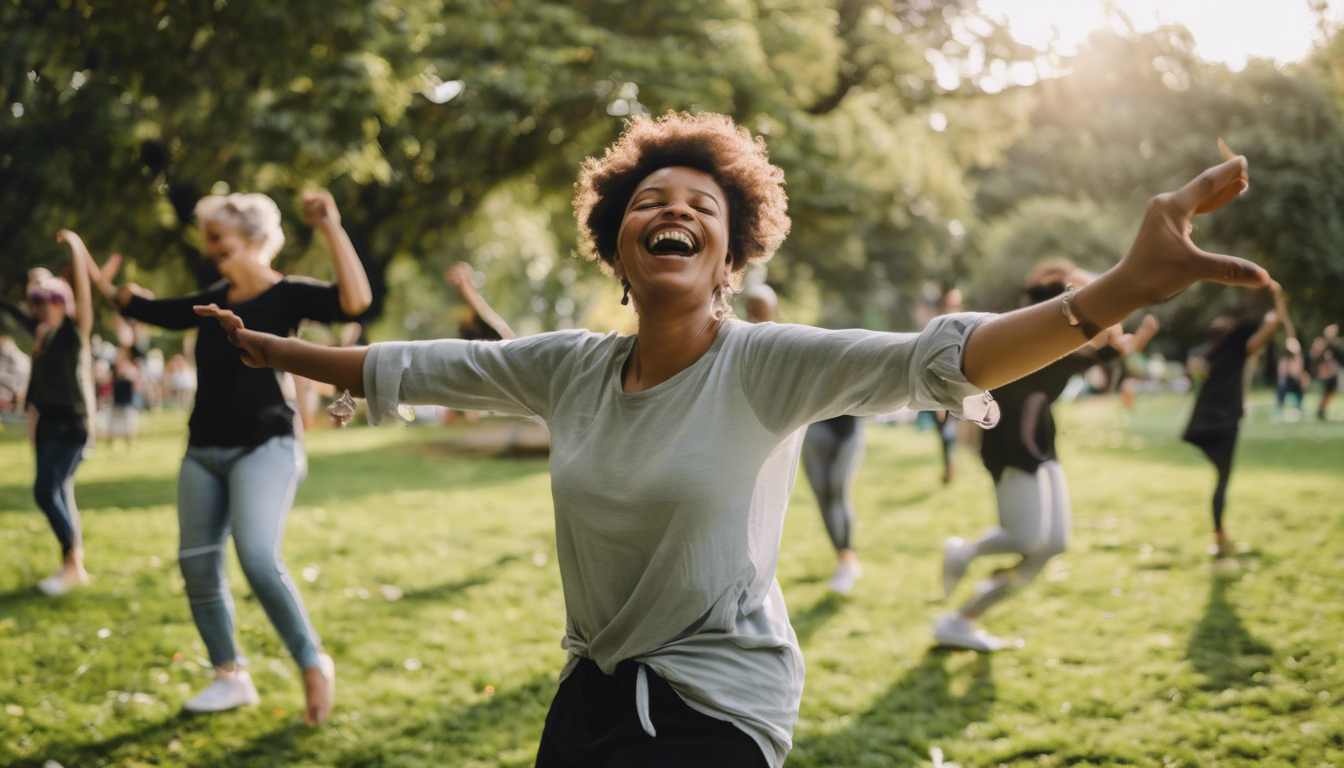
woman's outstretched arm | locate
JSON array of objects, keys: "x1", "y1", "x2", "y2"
[
  {"x1": 194, "y1": 304, "x2": 367, "y2": 395},
  {"x1": 446, "y1": 262, "x2": 517, "y2": 340},
  {"x1": 963, "y1": 156, "x2": 1267, "y2": 391},
  {"x1": 56, "y1": 230, "x2": 95, "y2": 338},
  {"x1": 303, "y1": 191, "x2": 373, "y2": 317}
]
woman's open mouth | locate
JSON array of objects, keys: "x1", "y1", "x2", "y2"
[{"x1": 645, "y1": 227, "x2": 699, "y2": 257}]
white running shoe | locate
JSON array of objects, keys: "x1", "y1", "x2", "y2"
[
  {"x1": 932, "y1": 612, "x2": 1018, "y2": 652},
  {"x1": 941, "y1": 537, "x2": 972, "y2": 599},
  {"x1": 828, "y1": 560, "x2": 863, "y2": 595},
  {"x1": 183, "y1": 671, "x2": 260, "y2": 713},
  {"x1": 36, "y1": 568, "x2": 89, "y2": 596}
]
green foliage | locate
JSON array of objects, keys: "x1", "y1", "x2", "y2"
[
  {"x1": 3, "y1": 0, "x2": 1031, "y2": 330},
  {"x1": 975, "y1": 27, "x2": 1344, "y2": 334}
]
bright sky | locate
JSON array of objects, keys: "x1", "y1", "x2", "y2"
[{"x1": 978, "y1": 0, "x2": 1340, "y2": 70}]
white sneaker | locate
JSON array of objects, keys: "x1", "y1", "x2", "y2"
[
  {"x1": 183, "y1": 671, "x2": 260, "y2": 713},
  {"x1": 932, "y1": 612, "x2": 1018, "y2": 652},
  {"x1": 941, "y1": 537, "x2": 972, "y2": 599},
  {"x1": 36, "y1": 568, "x2": 89, "y2": 596},
  {"x1": 828, "y1": 560, "x2": 863, "y2": 595}
]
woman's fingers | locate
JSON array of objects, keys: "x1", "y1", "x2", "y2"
[
  {"x1": 193, "y1": 304, "x2": 244, "y2": 333},
  {"x1": 1192, "y1": 248, "x2": 1271, "y2": 288},
  {"x1": 1172, "y1": 155, "x2": 1249, "y2": 214}
]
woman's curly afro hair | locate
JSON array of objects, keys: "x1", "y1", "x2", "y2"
[{"x1": 574, "y1": 111, "x2": 790, "y2": 275}]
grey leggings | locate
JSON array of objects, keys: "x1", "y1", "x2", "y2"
[
  {"x1": 801, "y1": 418, "x2": 865, "y2": 552},
  {"x1": 177, "y1": 435, "x2": 322, "y2": 670},
  {"x1": 960, "y1": 461, "x2": 1069, "y2": 617}
]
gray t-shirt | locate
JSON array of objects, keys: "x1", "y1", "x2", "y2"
[{"x1": 362, "y1": 314, "x2": 998, "y2": 766}]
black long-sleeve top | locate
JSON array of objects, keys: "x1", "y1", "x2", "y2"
[
  {"x1": 121, "y1": 277, "x2": 351, "y2": 447},
  {"x1": 979, "y1": 345, "x2": 1120, "y2": 481},
  {"x1": 0, "y1": 296, "x2": 39, "y2": 335}
]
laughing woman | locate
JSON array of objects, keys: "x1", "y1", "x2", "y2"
[
  {"x1": 81, "y1": 190, "x2": 370, "y2": 725},
  {"x1": 198, "y1": 112, "x2": 1266, "y2": 767}
]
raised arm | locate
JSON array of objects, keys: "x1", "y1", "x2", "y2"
[
  {"x1": 194, "y1": 305, "x2": 367, "y2": 395},
  {"x1": 963, "y1": 156, "x2": 1266, "y2": 391},
  {"x1": 303, "y1": 191, "x2": 373, "y2": 317},
  {"x1": 1247, "y1": 283, "x2": 1287, "y2": 356},
  {"x1": 446, "y1": 262, "x2": 517, "y2": 340},
  {"x1": 1111, "y1": 314, "x2": 1160, "y2": 357},
  {"x1": 55, "y1": 230, "x2": 94, "y2": 337}
]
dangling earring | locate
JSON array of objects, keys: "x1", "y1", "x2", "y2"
[{"x1": 621, "y1": 281, "x2": 630, "y2": 306}]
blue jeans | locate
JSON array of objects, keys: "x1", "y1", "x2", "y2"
[
  {"x1": 176, "y1": 435, "x2": 322, "y2": 670},
  {"x1": 33, "y1": 417, "x2": 88, "y2": 558}
]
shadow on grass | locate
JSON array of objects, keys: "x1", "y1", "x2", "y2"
[
  {"x1": 791, "y1": 592, "x2": 845, "y2": 646},
  {"x1": 1186, "y1": 570, "x2": 1273, "y2": 689},
  {"x1": 8, "y1": 712, "x2": 194, "y2": 768},
  {"x1": 789, "y1": 649, "x2": 995, "y2": 767},
  {"x1": 11, "y1": 673, "x2": 557, "y2": 768},
  {"x1": 330, "y1": 671, "x2": 556, "y2": 767},
  {"x1": 384, "y1": 552, "x2": 528, "y2": 606},
  {"x1": 0, "y1": 584, "x2": 45, "y2": 617},
  {"x1": 0, "y1": 444, "x2": 550, "y2": 519}
]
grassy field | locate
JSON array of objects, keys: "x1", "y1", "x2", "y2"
[{"x1": 1, "y1": 392, "x2": 1342, "y2": 768}]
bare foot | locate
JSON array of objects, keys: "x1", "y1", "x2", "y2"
[{"x1": 303, "y1": 654, "x2": 335, "y2": 726}]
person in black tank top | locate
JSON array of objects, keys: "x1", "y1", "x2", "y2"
[
  {"x1": 936, "y1": 263, "x2": 1159, "y2": 652},
  {"x1": 1, "y1": 232, "x2": 98, "y2": 595},
  {"x1": 1182, "y1": 282, "x2": 1286, "y2": 557},
  {"x1": 80, "y1": 190, "x2": 371, "y2": 726}
]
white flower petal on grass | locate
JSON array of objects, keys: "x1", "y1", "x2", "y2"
[
  {"x1": 404, "y1": 658, "x2": 422, "y2": 671},
  {"x1": 97, "y1": 628, "x2": 111, "y2": 639},
  {"x1": 302, "y1": 565, "x2": 320, "y2": 583}
]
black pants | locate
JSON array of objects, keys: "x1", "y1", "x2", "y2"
[
  {"x1": 1188, "y1": 429, "x2": 1237, "y2": 533},
  {"x1": 536, "y1": 658, "x2": 769, "y2": 768}
]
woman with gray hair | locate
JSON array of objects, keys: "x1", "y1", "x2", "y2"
[{"x1": 80, "y1": 190, "x2": 371, "y2": 726}]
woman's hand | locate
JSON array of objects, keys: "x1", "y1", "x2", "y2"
[
  {"x1": 193, "y1": 304, "x2": 274, "y2": 368},
  {"x1": 302, "y1": 191, "x2": 340, "y2": 228},
  {"x1": 445, "y1": 262, "x2": 474, "y2": 290},
  {"x1": 116, "y1": 282, "x2": 155, "y2": 308},
  {"x1": 1108, "y1": 155, "x2": 1268, "y2": 307}
]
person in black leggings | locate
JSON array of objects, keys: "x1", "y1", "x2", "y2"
[
  {"x1": 1183, "y1": 281, "x2": 1285, "y2": 557},
  {"x1": 744, "y1": 282, "x2": 866, "y2": 594},
  {"x1": 0, "y1": 232, "x2": 98, "y2": 595}
]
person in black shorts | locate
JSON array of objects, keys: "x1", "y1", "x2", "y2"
[
  {"x1": 936, "y1": 261, "x2": 1159, "y2": 651},
  {"x1": 80, "y1": 190, "x2": 371, "y2": 725},
  {"x1": 0, "y1": 233, "x2": 98, "y2": 595},
  {"x1": 1182, "y1": 281, "x2": 1286, "y2": 557}
]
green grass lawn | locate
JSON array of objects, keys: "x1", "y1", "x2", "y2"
[{"x1": 2, "y1": 392, "x2": 1342, "y2": 767}]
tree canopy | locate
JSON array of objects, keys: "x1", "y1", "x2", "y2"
[{"x1": 2, "y1": 1, "x2": 1339, "y2": 340}]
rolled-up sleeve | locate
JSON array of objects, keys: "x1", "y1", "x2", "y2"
[
  {"x1": 362, "y1": 331, "x2": 589, "y2": 426},
  {"x1": 907, "y1": 313, "x2": 1000, "y2": 427},
  {"x1": 740, "y1": 313, "x2": 999, "y2": 434}
]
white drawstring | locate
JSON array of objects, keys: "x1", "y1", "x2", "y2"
[{"x1": 635, "y1": 664, "x2": 657, "y2": 737}]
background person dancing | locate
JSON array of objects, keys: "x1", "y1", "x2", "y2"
[
  {"x1": 84, "y1": 190, "x2": 370, "y2": 725},
  {"x1": 198, "y1": 113, "x2": 1268, "y2": 767},
  {"x1": 744, "y1": 283, "x2": 865, "y2": 595},
  {"x1": 0, "y1": 233, "x2": 97, "y2": 596},
  {"x1": 1182, "y1": 282, "x2": 1286, "y2": 557},
  {"x1": 936, "y1": 262, "x2": 1159, "y2": 651}
]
